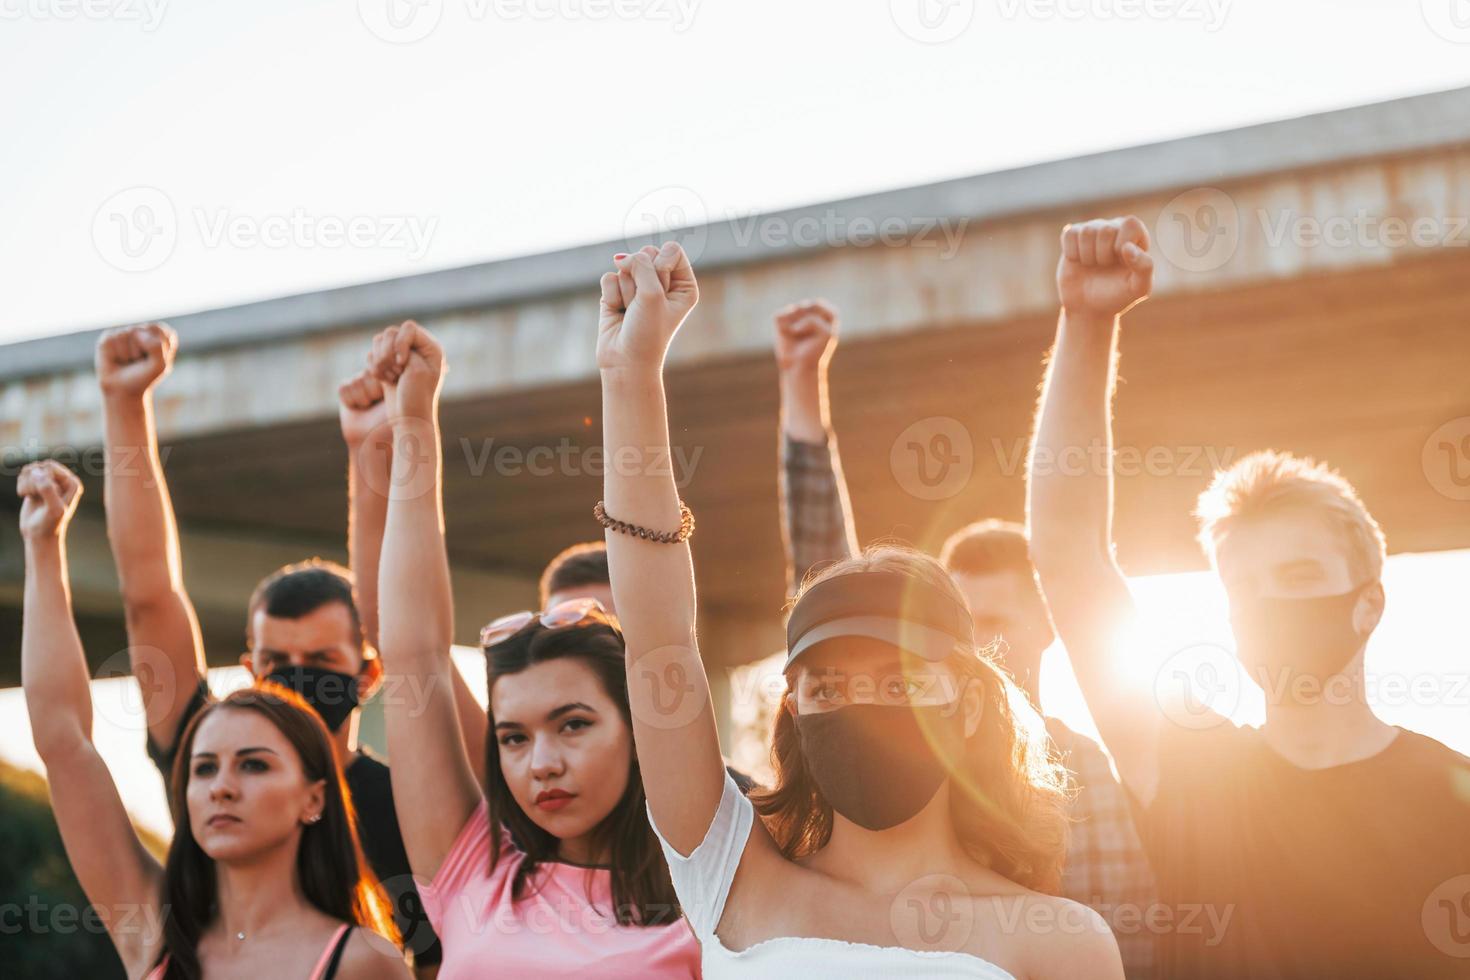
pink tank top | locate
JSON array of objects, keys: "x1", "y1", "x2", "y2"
[{"x1": 145, "y1": 923, "x2": 352, "y2": 980}]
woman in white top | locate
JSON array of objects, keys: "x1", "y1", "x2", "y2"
[{"x1": 593, "y1": 242, "x2": 1125, "y2": 979}]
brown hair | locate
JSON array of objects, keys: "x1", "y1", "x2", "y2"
[
  {"x1": 752, "y1": 544, "x2": 1071, "y2": 893},
  {"x1": 1195, "y1": 450, "x2": 1387, "y2": 583},
  {"x1": 483, "y1": 621, "x2": 682, "y2": 926},
  {"x1": 246, "y1": 559, "x2": 365, "y2": 653},
  {"x1": 538, "y1": 542, "x2": 610, "y2": 607},
  {"x1": 938, "y1": 519, "x2": 1037, "y2": 581},
  {"x1": 157, "y1": 685, "x2": 399, "y2": 979}
]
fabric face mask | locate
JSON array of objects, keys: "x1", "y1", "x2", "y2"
[
  {"x1": 793, "y1": 702, "x2": 966, "y2": 831},
  {"x1": 1229, "y1": 582, "x2": 1375, "y2": 687},
  {"x1": 263, "y1": 665, "x2": 361, "y2": 733}
]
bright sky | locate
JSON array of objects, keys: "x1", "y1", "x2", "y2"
[
  {"x1": 4, "y1": 554, "x2": 1468, "y2": 838},
  {"x1": 3, "y1": 0, "x2": 1470, "y2": 343}
]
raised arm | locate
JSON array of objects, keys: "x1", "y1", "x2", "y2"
[
  {"x1": 597, "y1": 243, "x2": 725, "y2": 855},
  {"x1": 774, "y1": 300, "x2": 859, "y2": 597},
  {"x1": 96, "y1": 323, "x2": 208, "y2": 756},
  {"x1": 18, "y1": 461, "x2": 163, "y2": 975},
  {"x1": 340, "y1": 368, "x2": 487, "y2": 788},
  {"x1": 373, "y1": 323, "x2": 480, "y2": 881},
  {"x1": 1028, "y1": 216, "x2": 1163, "y2": 804}
]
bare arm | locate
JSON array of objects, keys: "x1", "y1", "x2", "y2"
[
  {"x1": 1028, "y1": 217, "x2": 1163, "y2": 805},
  {"x1": 597, "y1": 244, "x2": 725, "y2": 855},
  {"x1": 373, "y1": 323, "x2": 481, "y2": 882},
  {"x1": 340, "y1": 369, "x2": 487, "y2": 788},
  {"x1": 18, "y1": 462, "x2": 163, "y2": 975},
  {"x1": 774, "y1": 301, "x2": 859, "y2": 596},
  {"x1": 97, "y1": 324, "x2": 208, "y2": 755}
]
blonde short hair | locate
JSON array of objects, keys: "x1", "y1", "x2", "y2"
[{"x1": 1195, "y1": 450, "x2": 1387, "y2": 582}]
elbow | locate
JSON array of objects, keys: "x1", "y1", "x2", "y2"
[{"x1": 31, "y1": 718, "x2": 89, "y2": 766}]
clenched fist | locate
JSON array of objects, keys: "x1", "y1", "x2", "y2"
[
  {"x1": 338, "y1": 368, "x2": 390, "y2": 449},
  {"x1": 96, "y1": 323, "x2": 178, "y2": 398},
  {"x1": 368, "y1": 321, "x2": 446, "y2": 424},
  {"x1": 1056, "y1": 217, "x2": 1154, "y2": 320},
  {"x1": 774, "y1": 299, "x2": 839, "y2": 376},
  {"x1": 18, "y1": 461, "x2": 83, "y2": 542},
  {"x1": 596, "y1": 242, "x2": 698, "y2": 372}
]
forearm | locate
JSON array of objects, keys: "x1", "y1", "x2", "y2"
[
  {"x1": 778, "y1": 368, "x2": 830, "y2": 444},
  {"x1": 379, "y1": 422, "x2": 454, "y2": 667},
  {"x1": 1029, "y1": 311, "x2": 1120, "y2": 567},
  {"x1": 22, "y1": 540, "x2": 93, "y2": 756},
  {"x1": 600, "y1": 367, "x2": 698, "y2": 651},
  {"x1": 779, "y1": 432, "x2": 859, "y2": 596},
  {"x1": 102, "y1": 393, "x2": 186, "y2": 603},
  {"x1": 347, "y1": 444, "x2": 391, "y2": 651}
]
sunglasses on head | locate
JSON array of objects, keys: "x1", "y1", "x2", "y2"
[{"x1": 479, "y1": 597, "x2": 619, "y2": 649}]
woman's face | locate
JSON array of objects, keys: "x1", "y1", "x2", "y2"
[
  {"x1": 490, "y1": 658, "x2": 633, "y2": 849},
  {"x1": 186, "y1": 708, "x2": 325, "y2": 862},
  {"x1": 790, "y1": 637, "x2": 969, "y2": 716}
]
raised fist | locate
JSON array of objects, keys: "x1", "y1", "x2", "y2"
[
  {"x1": 338, "y1": 368, "x2": 390, "y2": 449},
  {"x1": 773, "y1": 299, "x2": 839, "y2": 375},
  {"x1": 17, "y1": 461, "x2": 83, "y2": 542},
  {"x1": 596, "y1": 242, "x2": 699, "y2": 372},
  {"x1": 1056, "y1": 217, "x2": 1154, "y2": 320},
  {"x1": 368, "y1": 321, "x2": 446, "y2": 424},
  {"x1": 96, "y1": 323, "x2": 178, "y2": 398}
]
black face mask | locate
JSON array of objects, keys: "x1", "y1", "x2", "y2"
[
  {"x1": 1230, "y1": 582, "x2": 1376, "y2": 688},
  {"x1": 263, "y1": 665, "x2": 361, "y2": 733},
  {"x1": 793, "y1": 703, "x2": 966, "y2": 832}
]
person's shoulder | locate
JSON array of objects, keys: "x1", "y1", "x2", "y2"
[
  {"x1": 970, "y1": 891, "x2": 1121, "y2": 978},
  {"x1": 1391, "y1": 728, "x2": 1470, "y2": 776},
  {"x1": 333, "y1": 926, "x2": 411, "y2": 979}
]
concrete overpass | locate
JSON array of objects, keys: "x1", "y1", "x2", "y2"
[{"x1": 3, "y1": 86, "x2": 1470, "y2": 690}]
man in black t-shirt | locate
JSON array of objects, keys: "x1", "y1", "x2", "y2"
[
  {"x1": 1027, "y1": 216, "x2": 1470, "y2": 979},
  {"x1": 98, "y1": 323, "x2": 489, "y2": 977}
]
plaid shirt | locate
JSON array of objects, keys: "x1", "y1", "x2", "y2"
[{"x1": 780, "y1": 433, "x2": 1158, "y2": 979}]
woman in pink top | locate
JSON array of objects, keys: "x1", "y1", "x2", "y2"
[
  {"x1": 372, "y1": 322, "x2": 700, "y2": 979},
  {"x1": 17, "y1": 459, "x2": 409, "y2": 980}
]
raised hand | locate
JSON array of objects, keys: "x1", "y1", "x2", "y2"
[
  {"x1": 1056, "y1": 217, "x2": 1154, "y2": 320},
  {"x1": 338, "y1": 368, "x2": 390, "y2": 449},
  {"x1": 368, "y1": 321, "x2": 446, "y2": 424},
  {"x1": 18, "y1": 461, "x2": 83, "y2": 542},
  {"x1": 95, "y1": 323, "x2": 178, "y2": 398},
  {"x1": 597, "y1": 241, "x2": 698, "y2": 372},
  {"x1": 774, "y1": 299, "x2": 839, "y2": 376}
]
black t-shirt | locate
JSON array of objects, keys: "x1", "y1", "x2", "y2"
[
  {"x1": 148, "y1": 681, "x2": 442, "y2": 966},
  {"x1": 1137, "y1": 720, "x2": 1470, "y2": 979}
]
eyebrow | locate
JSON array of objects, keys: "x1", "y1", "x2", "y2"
[
  {"x1": 190, "y1": 747, "x2": 281, "y2": 759},
  {"x1": 494, "y1": 702, "x2": 597, "y2": 731},
  {"x1": 1273, "y1": 560, "x2": 1325, "y2": 577}
]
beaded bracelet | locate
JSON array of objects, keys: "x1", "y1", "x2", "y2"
[{"x1": 594, "y1": 500, "x2": 695, "y2": 544}]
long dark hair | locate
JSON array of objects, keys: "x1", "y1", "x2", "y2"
[
  {"x1": 157, "y1": 685, "x2": 400, "y2": 980},
  {"x1": 484, "y1": 622, "x2": 682, "y2": 926},
  {"x1": 752, "y1": 544, "x2": 1072, "y2": 893}
]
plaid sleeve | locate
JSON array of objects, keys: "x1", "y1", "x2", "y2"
[
  {"x1": 1050, "y1": 720, "x2": 1159, "y2": 980},
  {"x1": 780, "y1": 432, "x2": 859, "y2": 598}
]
